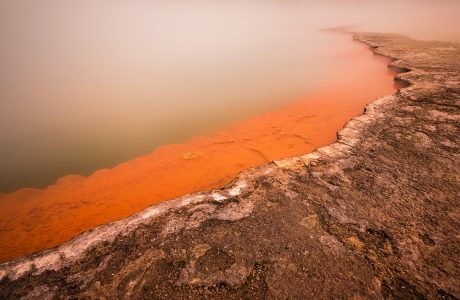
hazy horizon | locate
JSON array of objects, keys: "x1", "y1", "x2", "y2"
[{"x1": 1, "y1": 0, "x2": 460, "y2": 192}]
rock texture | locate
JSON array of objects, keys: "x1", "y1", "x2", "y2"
[{"x1": 0, "y1": 33, "x2": 459, "y2": 299}]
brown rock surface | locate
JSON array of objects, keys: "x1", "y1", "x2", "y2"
[{"x1": 0, "y1": 33, "x2": 459, "y2": 299}]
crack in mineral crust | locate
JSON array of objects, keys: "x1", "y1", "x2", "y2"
[{"x1": 0, "y1": 33, "x2": 459, "y2": 299}]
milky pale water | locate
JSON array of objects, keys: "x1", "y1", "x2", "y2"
[{"x1": 1, "y1": 0, "x2": 459, "y2": 193}]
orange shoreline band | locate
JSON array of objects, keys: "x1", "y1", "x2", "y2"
[{"x1": 0, "y1": 40, "x2": 399, "y2": 263}]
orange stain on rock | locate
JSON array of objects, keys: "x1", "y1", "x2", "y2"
[{"x1": 0, "y1": 41, "x2": 400, "y2": 263}]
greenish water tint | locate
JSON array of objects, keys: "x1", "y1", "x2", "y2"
[{"x1": 0, "y1": 0, "x2": 459, "y2": 192}]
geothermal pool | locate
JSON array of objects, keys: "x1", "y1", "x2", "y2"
[
  {"x1": 9, "y1": 0, "x2": 460, "y2": 263},
  {"x1": 0, "y1": 33, "x2": 402, "y2": 262}
]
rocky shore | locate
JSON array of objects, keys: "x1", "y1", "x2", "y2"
[{"x1": 1, "y1": 33, "x2": 459, "y2": 299}]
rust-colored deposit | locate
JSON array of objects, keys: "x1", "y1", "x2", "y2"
[{"x1": 0, "y1": 41, "x2": 399, "y2": 263}]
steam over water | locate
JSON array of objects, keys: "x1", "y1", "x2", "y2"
[{"x1": 1, "y1": 0, "x2": 459, "y2": 192}]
